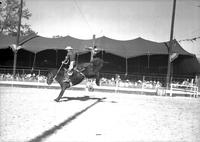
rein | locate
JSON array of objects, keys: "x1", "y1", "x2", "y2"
[
  {"x1": 74, "y1": 68, "x2": 86, "y2": 78},
  {"x1": 53, "y1": 60, "x2": 69, "y2": 80}
]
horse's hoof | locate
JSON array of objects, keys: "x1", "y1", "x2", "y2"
[{"x1": 54, "y1": 99, "x2": 59, "y2": 102}]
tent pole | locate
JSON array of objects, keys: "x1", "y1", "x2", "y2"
[
  {"x1": 90, "y1": 34, "x2": 96, "y2": 62},
  {"x1": 32, "y1": 52, "x2": 36, "y2": 71},
  {"x1": 101, "y1": 50, "x2": 104, "y2": 59},
  {"x1": 148, "y1": 54, "x2": 150, "y2": 69},
  {"x1": 55, "y1": 49, "x2": 58, "y2": 67},
  {"x1": 13, "y1": 0, "x2": 23, "y2": 77},
  {"x1": 93, "y1": 34, "x2": 95, "y2": 48},
  {"x1": 125, "y1": 57, "x2": 128, "y2": 76},
  {"x1": 76, "y1": 53, "x2": 79, "y2": 64},
  {"x1": 166, "y1": 0, "x2": 176, "y2": 89},
  {"x1": 148, "y1": 54, "x2": 150, "y2": 74}
]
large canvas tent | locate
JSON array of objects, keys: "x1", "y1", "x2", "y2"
[
  {"x1": 0, "y1": 34, "x2": 193, "y2": 56},
  {"x1": 95, "y1": 37, "x2": 193, "y2": 58},
  {"x1": 0, "y1": 34, "x2": 199, "y2": 75},
  {"x1": 21, "y1": 36, "x2": 93, "y2": 54}
]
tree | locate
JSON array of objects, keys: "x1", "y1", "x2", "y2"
[{"x1": 0, "y1": 0, "x2": 36, "y2": 36}]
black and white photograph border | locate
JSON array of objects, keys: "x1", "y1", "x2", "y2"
[{"x1": 0, "y1": 0, "x2": 200, "y2": 142}]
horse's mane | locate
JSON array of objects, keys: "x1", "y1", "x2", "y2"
[{"x1": 48, "y1": 68, "x2": 64, "y2": 76}]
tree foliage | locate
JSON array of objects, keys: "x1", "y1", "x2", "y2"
[{"x1": 0, "y1": 0, "x2": 36, "y2": 36}]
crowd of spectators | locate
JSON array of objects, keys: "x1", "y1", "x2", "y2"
[
  {"x1": 0, "y1": 73, "x2": 46, "y2": 82},
  {"x1": 171, "y1": 78, "x2": 200, "y2": 87},
  {"x1": 100, "y1": 75, "x2": 163, "y2": 89},
  {"x1": 0, "y1": 72, "x2": 199, "y2": 90},
  {"x1": 0, "y1": 72, "x2": 163, "y2": 89}
]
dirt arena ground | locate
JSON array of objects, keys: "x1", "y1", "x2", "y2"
[{"x1": 0, "y1": 86, "x2": 200, "y2": 142}]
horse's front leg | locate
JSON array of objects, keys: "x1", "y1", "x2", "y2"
[
  {"x1": 54, "y1": 88, "x2": 65, "y2": 102},
  {"x1": 54, "y1": 83, "x2": 70, "y2": 102}
]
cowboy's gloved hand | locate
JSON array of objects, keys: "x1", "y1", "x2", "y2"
[{"x1": 62, "y1": 58, "x2": 68, "y2": 64}]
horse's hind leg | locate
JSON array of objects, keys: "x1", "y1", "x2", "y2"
[{"x1": 95, "y1": 72, "x2": 100, "y2": 86}]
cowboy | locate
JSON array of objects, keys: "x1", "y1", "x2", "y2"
[{"x1": 62, "y1": 46, "x2": 76, "y2": 82}]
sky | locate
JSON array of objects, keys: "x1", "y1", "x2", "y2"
[{"x1": 24, "y1": 0, "x2": 200, "y2": 57}]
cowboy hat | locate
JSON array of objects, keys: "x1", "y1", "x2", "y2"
[{"x1": 65, "y1": 46, "x2": 73, "y2": 50}]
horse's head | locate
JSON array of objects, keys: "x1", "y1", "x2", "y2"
[{"x1": 46, "y1": 71, "x2": 55, "y2": 85}]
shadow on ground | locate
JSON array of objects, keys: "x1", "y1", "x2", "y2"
[
  {"x1": 59, "y1": 95, "x2": 106, "y2": 102},
  {"x1": 59, "y1": 96, "x2": 118, "y2": 104},
  {"x1": 27, "y1": 97, "x2": 105, "y2": 142}
]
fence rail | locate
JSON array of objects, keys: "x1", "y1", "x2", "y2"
[
  {"x1": 0, "y1": 72, "x2": 199, "y2": 98},
  {"x1": 170, "y1": 84, "x2": 199, "y2": 97}
]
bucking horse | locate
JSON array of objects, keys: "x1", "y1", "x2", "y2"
[{"x1": 46, "y1": 58, "x2": 104, "y2": 102}]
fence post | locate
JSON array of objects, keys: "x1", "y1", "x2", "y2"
[
  {"x1": 170, "y1": 84, "x2": 173, "y2": 97},
  {"x1": 193, "y1": 85, "x2": 198, "y2": 98},
  {"x1": 115, "y1": 75, "x2": 120, "y2": 93},
  {"x1": 141, "y1": 75, "x2": 145, "y2": 95}
]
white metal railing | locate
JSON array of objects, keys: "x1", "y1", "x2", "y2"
[{"x1": 170, "y1": 83, "x2": 199, "y2": 97}]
